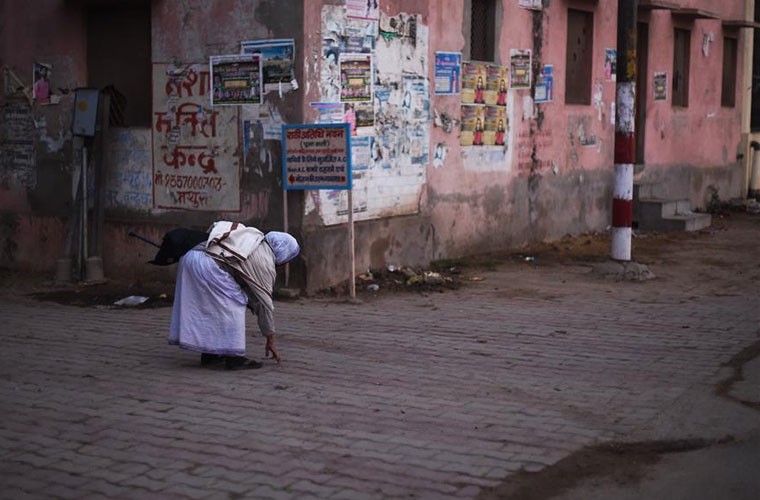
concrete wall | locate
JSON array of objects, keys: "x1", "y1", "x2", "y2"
[{"x1": 0, "y1": 0, "x2": 306, "y2": 286}]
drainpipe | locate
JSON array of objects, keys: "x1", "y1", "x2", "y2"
[
  {"x1": 749, "y1": 141, "x2": 760, "y2": 199},
  {"x1": 611, "y1": 0, "x2": 637, "y2": 261}
]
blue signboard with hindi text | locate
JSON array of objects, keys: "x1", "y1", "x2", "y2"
[{"x1": 282, "y1": 123, "x2": 352, "y2": 190}]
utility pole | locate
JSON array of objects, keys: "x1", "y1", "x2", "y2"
[{"x1": 611, "y1": 0, "x2": 637, "y2": 261}]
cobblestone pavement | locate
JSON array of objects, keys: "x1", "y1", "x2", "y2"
[{"x1": 2, "y1": 220, "x2": 759, "y2": 499}]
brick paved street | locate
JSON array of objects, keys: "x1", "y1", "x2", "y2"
[{"x1": 2, "y1": 219, "x2": 759, "y2": 499}]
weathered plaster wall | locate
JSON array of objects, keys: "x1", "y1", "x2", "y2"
[
  {"x1": 637, "y1": 1, "x2": 746, "y2": 205},
  {"x1": 0, "y1": 0, "x2": 85, "y2": 269},
  {"x1": 1, "y1": 0, "x2": 307, "y2": 284},
  {"x1": 425, "y1": 0, "x2": 618, "y2": 263}
]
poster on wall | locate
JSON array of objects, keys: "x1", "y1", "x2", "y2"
[
  {"x1": 484, "y1": 106, "x2": 507, "y2": 147},
  {"x1": 32, "y1": 62, "x2": 52, "y2": 104},
  {"x1": 210, "y1": 54, "x2": 261, "y2": 105},
  {"x1": 654, "y1": 71, "x2": 667, "y2": 100},
  {"x1": 152, "y1": 63, "x2": 240, "y2": 211},
  {"x1": 534, "y1": 64, "x2": 554, "y2": 103},
  {"x1": 240, "y1": 39, "x2": 296, "y2": 94},
  {"x1": 519, "y1": 0, "x2": 543, "y2": 10},
  {"x1": 509, "y1": 49, "x2": 532, "y2": 89},
  {"x1": 339, "y1": 53, "x2": 373, "y2": 102},
  {"x1": 282, "y1": 124, "x2": 351, "y2": 190},
  {"x1": 402, "y1": 76, "x2": 430, "y2": 165},
  {"x1": 605, "y1": 49, "x2": 617, "y2": 82},
  {"x1": 347, "y1": 0, "x2": 380, "y2": 21},
  {"x1": 434, "y1": 52, "x2": 462, "y2": 95},
  {"x1": 460, "y1": 105, "x2": 486, "y2": 147},
  {"x1": 486, "y1": 65, "x2": 508, "y2": 106},
  {"x1": 461, "y1": 62, "x2": 488, "y2": 104},
  {"x1": 311, "y1": 102, "x2": 345, "y2": 124}
]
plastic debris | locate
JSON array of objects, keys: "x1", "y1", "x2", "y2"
[
  {"x1": 113, "y1": 295, "x2": 149, "y2": 306},
  {"x1": 367, "y1": 284, "x2": 380, "y2": 292}
]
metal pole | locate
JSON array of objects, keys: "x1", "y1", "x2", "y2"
[
  {"x1": 611, "y1": 0, "x2": 637, "y2": 261},
  {"x1": 82, "y1": 145, "x2": 88, "y2": 262},
  {"x1": 348, "y1": 189, "x2": 356, "y2": 300},
  {"x1": 283, "y1": 188, "x2": 290, "y2": 287}
]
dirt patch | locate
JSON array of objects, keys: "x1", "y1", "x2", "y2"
[
  {"x1": 477, "y1": 437, "x2": 734, "y2": 500},
  {"x1": 28, "y1": 279, "x2": 176, "y2": 309},
  {"x1": 715, "y1": 340, "x2": 760, "y2": 411},
  {"x1": 7, "y1": 212, "x2": 757, "y2": 307}
]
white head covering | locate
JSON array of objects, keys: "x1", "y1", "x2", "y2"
[{"x1": 265, "y1": 232, "x2": 300, "y2": 265}]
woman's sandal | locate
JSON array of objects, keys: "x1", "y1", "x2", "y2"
[
  {"x1": 200, "y1": 353, "x2": 225, "y2": 366},
  {"x1": 224, "y1": 356, "x2": 263, "y2": 370}
]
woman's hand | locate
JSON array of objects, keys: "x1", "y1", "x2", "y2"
[{"x1": 265, "y1": 334, "x2": 281, "y2": 363}]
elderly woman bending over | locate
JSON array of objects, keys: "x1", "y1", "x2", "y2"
[{"x1": 168, "y1": 221, "x2": 300, "y2": 370}]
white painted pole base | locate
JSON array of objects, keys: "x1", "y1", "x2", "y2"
[{"x1": 611, "y1": 226, "x2": 632, "y2": 261}]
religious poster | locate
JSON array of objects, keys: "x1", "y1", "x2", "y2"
[
  {"x1": 152, "y1": 63, "x2": 240, "y2": 211},
  {"x1": 434, "y1": 52, "x2": 462, "y2": 95},
  {"x1": 32, "y1": 62, "x2": 52, "y2": 104},
  {"x1": 484, "y1": 106, "x2": 507, "y2": 147},
  {"x1": 462, "y1": 62, "x2": 488, "y2": 105},
  {"x1": 486, "y1": 65, "x2": 508, "y2": 106},
  {"x1": 210, "y1": 54, "x2": 261, "y2": 105},
  {"x1": 534, "y1": 64, "x2": 554, "y2": 103},
  {"x1": 654, "y1": 71, "x2": 667, "y2": 101},
  {"x1": 605, "y1": 48, "x2": 617, "y2": 82},
  {"x1": 240, "y1": 39, "x2": 296, "y2": 94},
  {"x1": 460, "y1": 105, "x2": 486, "y2": 147},
  {"x1": 509, "y1": 49, "x2": 532, "y2": 89},
  {"x1": 339, "y1": 53, "x2": 373, "y2": 102}
]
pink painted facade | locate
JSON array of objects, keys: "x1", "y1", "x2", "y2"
[{"x1": 0, "y1": 0, "x2": 752, "y2": 292}]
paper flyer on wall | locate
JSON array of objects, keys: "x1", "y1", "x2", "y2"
[
  {"x1": 311, "y1": 102, "x2": 345, "y2": 124},
  {"x1": 434, "y1": 52, "x2": 462, "y2": 95},
  {"x1": 210, "y1": 54, "x2": 262, "y2": 105},
  {"x1": 486, "y1": 65, "x2": 508, "y2": 106},
  {"x1": 605, "y1": 49, "x2": 617, "y2": 82},
  {"x1": 509, "y1": 49, "x2": 532, "y2": 90},
  {"x1": 240, "y1": 39, "x2": 296, "y2": 94},
  {"x1": 461, "y1": 62, "x2": 488, "y2": 105},
  {"x1": 534, "y1": 64, "x2": 554, "y2": 103},
  {"x1": 339, "y1": 53, "x2": 373, "y2": 102},
  {"x1": 346, "y1": 0, "x2": 380, "y2": 21},
  {"x1": 654, "y1": 72, "x2": 667, "y2": 101},
  {"x1": 484, "y1": 106, "x2": 507, "y2": 147},
  {"x1": 460, "y1": 105, "x2": 486, "y2": 147}
]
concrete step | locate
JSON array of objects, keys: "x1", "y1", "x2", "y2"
[{"x1": 635, "y1": 198, "x2": 712, "y2": 232}]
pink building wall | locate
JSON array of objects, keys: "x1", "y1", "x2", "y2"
[{"x1": 0, "y1": 0, "x2": 749, "y2": 292}]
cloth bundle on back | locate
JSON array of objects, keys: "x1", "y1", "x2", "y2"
[
  {"x1": 148, "y1": 228, "x2": 209, "y2": 266},
  {"x1": 167, "y1": 221, "x2": 300, "y2": 370}
]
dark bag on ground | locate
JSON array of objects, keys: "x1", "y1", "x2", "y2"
[{"x1": 149, "y1": 228, "x2": 209, "y2": 266}]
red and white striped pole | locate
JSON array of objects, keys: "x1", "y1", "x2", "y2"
[{"x1": 612, "y1": 0, "x2": 637, "y2": 261}]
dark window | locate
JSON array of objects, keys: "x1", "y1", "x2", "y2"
[
  {"x1": 752, "y1": 1, "x2": 760, "y2": 130},
  {"x1": 721, "y1": 37, "x2": 737, "y2": 108},
  {"x1": 87, "y1": 1, "x2": 151, "y2": 127},
  {"x1": 470, "y1": 0, "x2": 496, "y2": 62},
  {"x1": 672, "y1": 28, "x2": 691, "y2": 107},
  {"x1": 565, "y1": 9, "x2": 594, "y2": 105}
]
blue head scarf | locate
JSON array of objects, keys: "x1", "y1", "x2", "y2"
[{"x1": 265, "y1": 232, "x2": 300, "y2": 265}]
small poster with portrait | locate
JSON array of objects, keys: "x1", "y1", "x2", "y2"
[
  {"x1": 461, "y1": 62, "x2": 488, "y2": 105},
  {"x1": 486, "y1": 65, "x2": 508, "y2": 106},
  {"x1": 460, "y1": 104, "x2": 486, "y2": 147}
]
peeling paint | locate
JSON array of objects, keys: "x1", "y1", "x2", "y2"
[{"x1": 316, "y1": 6, "x2": 429, "y2": 226}]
